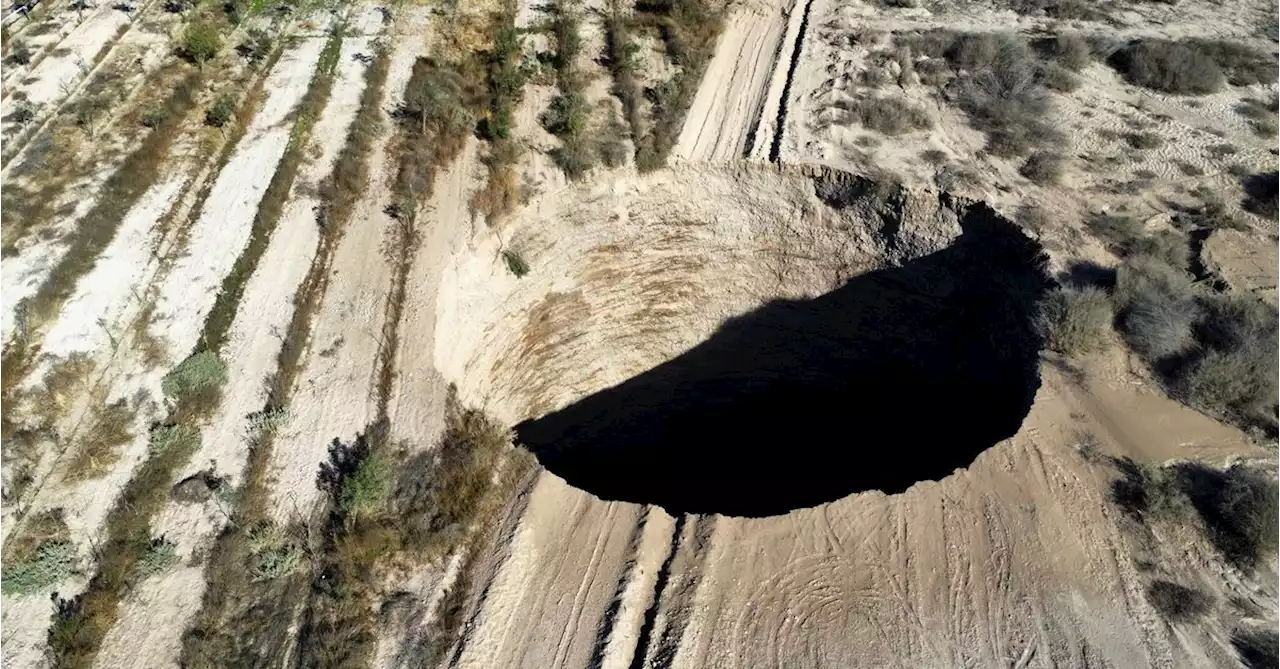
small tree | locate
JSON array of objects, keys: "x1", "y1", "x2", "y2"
[{"x1": 182, "y1": 22, "x2": 221, "y2": 67}]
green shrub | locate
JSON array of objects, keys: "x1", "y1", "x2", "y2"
[
  {"x1": 148, "y1": 423, "x2": 201, "y2": 457},
  {"x1": 339, "y1": 454, "x2": 389, "y2": 517},
  {"x1": 162, "y1": 351, "x2": 227, "y2": 401},
  {"x1": 1109, "y1": 40, "x2": 1224, "y2": 95},
  {"x1": 1, "y1": 541, "x2": 77, "y2": 596},
  {"x1": 141, "y1": 106, "x2": 168, "y2": 128},
  {"x1": 1145, "y1": 580, "x2": 1213, "y2": 621},
  {"x1": 136, "y1": 538, "x2": 179, "y2": 579},
  {"x1": 1177, "y1": 295, "x2": 1278, "y2": 424},
  {"x1": 181, "y1": 22, "x2": 222, "y2": 66},
  {"x1": 1037, "y1": 286, "x2": 1111, "y2": 356},
  {"x1": 246, "y1": 524, "x2": 302, "y2": 581},
  {"x1": 204, "y1": 93, "x2": 237, "y2": 128}
]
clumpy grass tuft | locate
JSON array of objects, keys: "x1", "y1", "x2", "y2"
[{"x1": 2, "y1": 541, "x2": 77, "y2": 596}]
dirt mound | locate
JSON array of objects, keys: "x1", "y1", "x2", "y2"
[{"x1": 437, "y1": 166, "x2": 1050, "y2": 515}]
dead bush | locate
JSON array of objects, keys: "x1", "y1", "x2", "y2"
[
  {"x1": 1040, "y1": 63, "x2": 1079, "y2": 92},
  {"x1": 1186, "y1": 39, "x2": 1276, "y2": 86},
  {"x1": 1019, "y1": 151, "x2": 1065, "y2": 185},
  {"x1": 1036, "y1": 285, "x2": 1111, "y2": 356},
  {"x1": 1126, "y1": 230, "x2": 1189, "y2": 270},
  {"x1": 1108, "y1": 40, "x2": 1226, "y2": 94},
  {"x1": 1145, "y1": 580, "x2": 1213, "y2": 622},
  {"x1": 1174, "y1": 463, "x2": 1279, "y2": 571}
]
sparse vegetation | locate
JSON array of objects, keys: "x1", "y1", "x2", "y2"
[
  {"x1": 8, "y1": 38, "x2": 32, "y2": 65},
  {"x1": 1037, "y1": 285, "x2": 1111, "y2": 356},
  {"x1": 542, "y1": 2, "x2": 604, "y2": 179},
  {"x1": 148, "y1": 423, "x2": 200, "y2": 457},
  {"x1": 1042, "y1": 34, "x2": 1093, "y2": 71},
  {"x1": 1145, "y1": 580, "x2": 1213, "y2": 622},
  {"x1": 914, "y1": 31, "x2": 1065, "y2": 156},
  {"x1": 1126, "y1": 131, "x2": 1163, "y2": 150},
  {"x1": 162, "y1": 351, "x2": 227, "y2": 404},
  {"x1": 291, "y1": 396, "x2": 528, "y2": 668}
]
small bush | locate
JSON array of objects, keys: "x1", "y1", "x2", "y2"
[
  {"x1": 136, "y1": 537, "x2": 179, "y2": 579},
  {"x1": 181, "y1": 22, "x2": 222, "y2": 66},
  {"x1": 1126, "y1": 131, "x2": 1163, "y2": 149},
  {"x1": 1232, "y1": 628, "x2": 1279, "y2": 669},
  {"x1": 339, "y1": 454, "x2": 389, "y2": 517},
  {"x1": 140, "y1": 106, "x2": 168, "y2": 128},
  {"x1": 502, "y1": 249, "x2": 529, "y2": 277},
  {"x1": 1177, "y1": 295, "x2": 1278, "y2": 424},
  {"x1": 1019, "y1": 151, "x2": 1065, "y2": 185},
  {"x1": 236, "y1": 28, "x2": 272, "y2": 64},
  {"x1": 162, "y1": 351, "x2": 227, "y2": 402},
  {"x1": 1087, "y1": 213, "x2": 1144, "y2": 252},
  {"x1": 204, "y1": 93, "x2": 237, "y2": 128},
  {"x1": 1037, "y1": 285, "x2": 1112, "y2": 356},
  {"x1": 148, "y1": 423, "x2": 200, "y2": 457},
  {"x1": 851, "y1": 96, "x2": 932, "y2": 135},
  {"x1": 1045, "y1": 34, "x2": 1093, "y2": 71},
  {"x1": 1109, "y1": 40, "x2": 1225, "y2": 95},
  {"x1": 1145, "y1": 580, "x2": 1213, "y2": 622},
  {"x1": 1, "y1": 541, "x2": 77, "y2": 596},
  {"x1": 1188, "y1": 39, "x2": 1276, "y2": 86},
  {"x1": 12, "y1": 100, "x2": 36, "y2": 125},
  {"x1": 246, "y1": 524, "x2": 302, "y2": 581},
  {"x1": 945, "y1": 33, "x2": 1063, "y2": 156},
  {"x1": 1126, "y1": 230, "x2": 1188, "y2": 270},
  {"x1": 1041, "y1": 63, "x2": 1079, "y2": 92},
  {"x1": 8, "y1": 39, "x2": 33, "y2": 66},
  {"x1": 1114, "y1": 255, "x2": 1199, "y2": 360},
  {"x1": 66, "y1": 399, "x2": 136, "y2": 480}
]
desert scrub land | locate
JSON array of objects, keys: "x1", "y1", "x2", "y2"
[{"x1": 0, "y1": 0, "x2": 1276, "y2": 666}]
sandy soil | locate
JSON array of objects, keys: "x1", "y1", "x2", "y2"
[
  {"x1": 261, "y1": 12, "x2": 425, "y2": 521},
  {"x1": 94, "y1": 14, "x2": 384, "y2": 667}
]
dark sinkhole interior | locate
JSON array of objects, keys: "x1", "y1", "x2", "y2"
[{"x1": 516, "y1": 203, "x2": 1051, "y2": 517}]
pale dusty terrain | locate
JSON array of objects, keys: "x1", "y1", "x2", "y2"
[{"x1": 0, "y1": 0, "x2": 1276, "y2": 666}]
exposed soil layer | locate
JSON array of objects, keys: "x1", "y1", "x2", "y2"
[{"x1": 518, "y1": 196, "x2": 1049, "y2": 515}]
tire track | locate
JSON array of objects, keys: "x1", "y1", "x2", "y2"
[{"x1": 766, "y1": 0, "x2": 814, "y2": 163}]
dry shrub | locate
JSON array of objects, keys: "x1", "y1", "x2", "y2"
[
  {"x1": 1145, "y1": 580, "x2": 1213, "y2": 622},
  {"x1": 1110, "y1": 41, "x2": 1222, "y2": 94},
  {"x1": 1019, "y1": 151, "x2": 1065, "y2": 185},
  {"x1": 1126, "y1": 230, "x2": 1189, "y2": 270},
  {"x1": 939, "y1": 33, "x2": 1064, "y2": 156},
  {"x1": 1175, "y1": 463, "x2": 1279, "y2": 571},
  {"x1": 1037, "y1": 285, "x2": 1112, "y2": 356},
  {"x1": 64, "y1": 399, "x2": 136, "y2": 482},
  {"x1": 1086, "y1": 213, "x2": 1144, "y2": 252},
  {"x1": 1042, "y1": 34, "x2": 1093, "y2": 71},
  {"x1": 847, "y1": 96, "x2": 932, "y2": 135},
  {"x1": 1041, "y1": 63, "x2": 1079, "y2": 92},
  {"x1": 1177, "y1": 294, "x2": 1278, "y2": 428},
  {"x1": 1114, "y1": 254, "x2": 1199, "y2": 361}
]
